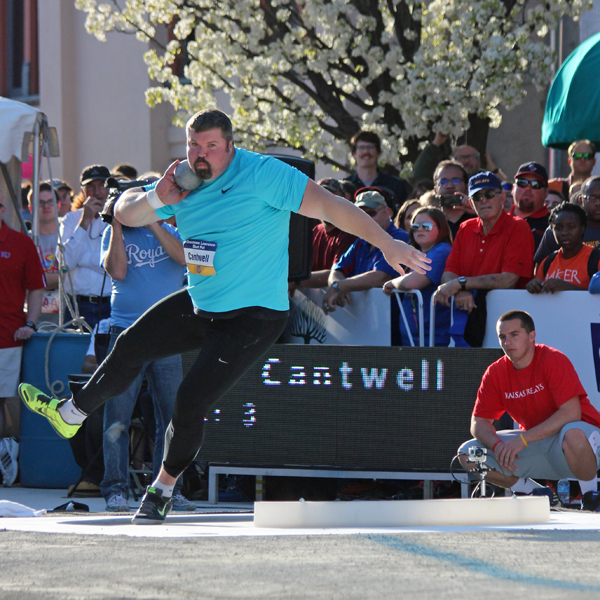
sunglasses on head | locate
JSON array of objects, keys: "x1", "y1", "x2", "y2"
[
  {"x1": 438, "y1": 177, "x2": 463, "y2": 186},
  {"x1": 515, "y1": 178, "x2": 545, "y2": 190},
  {"x1": 410, "y1": 221, "x2": 435, "y2": 232},
  {"x1": 572, "y1": 152, "x2": 595, "y2": 160},
  {"x1": 472, "y1": 189, "x2": 499, "y2": 202}
]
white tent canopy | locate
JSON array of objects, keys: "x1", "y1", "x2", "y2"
[
  {"x1": 0, "y1": 97, "x2": 45, "y2": 164},
  {"x1": 0, "y1": 96, "x2": 58, "y2": 234}
]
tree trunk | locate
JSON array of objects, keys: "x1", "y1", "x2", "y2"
[{"x1": 460, "y1": 113, "x2": 490, "y2": 161}]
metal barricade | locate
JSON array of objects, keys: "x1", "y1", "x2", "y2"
[
  {"x1": 429, "y1": 294, "x2": 455, "y2": 347},
  {"x1": 392, "y1": 289, "x2": 425, "y2": 347}
]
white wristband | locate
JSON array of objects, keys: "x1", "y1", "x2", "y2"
[{"x1": 146, "y1": 188, "x2": 165, "y2": 210}]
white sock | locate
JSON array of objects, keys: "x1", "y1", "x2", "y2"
[
  {"x1": 151, "y1": 478, "x2": 174, "y2": 498},
  {"x1": 579, "y1": 479, "x2": 598, "y2": 495},
  {"x1": 511, "y1": 478, "x2": 543, "y2": 494},
  {"x1": 57, "y1": 399, "x2": 88, "y2": 425}
]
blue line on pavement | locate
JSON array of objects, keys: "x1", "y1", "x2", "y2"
[{"x1": 369, "y1": 535, "x2": 600, "y2": 592}]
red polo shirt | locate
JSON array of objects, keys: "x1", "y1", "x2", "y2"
[
  {"x1": 311, "y1": 223, "x2": 356, "y2": 271},
  {"x1": 0, "y1": 221, "x2": 45, "y2": 349},
  {"x1": 444, "y1": 209, "x2": 534, "y2": 287}
]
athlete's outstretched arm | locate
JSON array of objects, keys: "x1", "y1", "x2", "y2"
[
  {"x1": 298, "y1": 179, "x2": 431, "y2": 275},
  {"x1": 114, "y1": 161, "x2": 190, "y2": 227}
]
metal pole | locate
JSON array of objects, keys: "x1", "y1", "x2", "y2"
[{"x1": 31, "y1": 118, "x2": 41, "y2": 247}]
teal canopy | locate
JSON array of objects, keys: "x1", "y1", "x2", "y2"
[{"x1": 542, "y1": 31, "x2": 600, "y2": 149}]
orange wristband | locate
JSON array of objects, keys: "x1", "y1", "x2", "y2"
[{"x1": 520, "y1": 433, "x2": 528, "y2": 447}]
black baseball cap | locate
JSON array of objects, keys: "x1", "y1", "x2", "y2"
[
  {"x1": 80, "y1": 165, "x2": 111, "y2": 185},
  {"x1": 515, "y1": 162, "x2": 548, "y2": 185}
]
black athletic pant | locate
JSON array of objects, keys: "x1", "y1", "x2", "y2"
[{"x1": 74, "y1": 289, "x2": 287, "y2": 478}]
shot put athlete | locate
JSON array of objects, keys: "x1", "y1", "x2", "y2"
[{"x1": 20, "y1": 110, "x2": 430, "y2": 524}]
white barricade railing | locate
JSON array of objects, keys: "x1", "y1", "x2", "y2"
[
  {"x1": 429, "y1": 294, "x2": 456, "y2": 348},
  {"x1": 392, "y1": 289, "x2": 424, "y2": 347}
]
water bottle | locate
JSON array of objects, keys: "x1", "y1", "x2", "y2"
[{"x1": 557, "y1": 479, "x2": 570, "y2": 505}]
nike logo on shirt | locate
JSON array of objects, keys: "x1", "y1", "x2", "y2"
[{"x1": 221, "y1": 186, "x2": 234, "y2": 194}]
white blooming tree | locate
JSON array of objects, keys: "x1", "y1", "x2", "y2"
[{"x1": 76, "y1": 0, "x2": 590, "y2": 174}]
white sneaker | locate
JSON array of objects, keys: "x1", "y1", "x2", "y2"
[
  {"x1": 106, "y1": 493, "x2": 130, "y2": 512},
  {"x1": 0, "y1": 438, "x2": 19, "y2": 487},
  {"x1": 172, "y1": 492, "x2": 196, "y2": 512}
]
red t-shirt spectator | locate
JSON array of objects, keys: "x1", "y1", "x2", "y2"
[
  {"x1": 535, "y1": 245, "x2": 600, "y2": 290},
  {"x1": 473, "y1": 344, "x2": 600, "y2": 430},
  {"x1": 444, "y1": 209, "x2": 534, "y2": 287},
  {"x1": 311, "y1": 223, "x2": 356, "y2": 271},
  {"x1": 0, "y1": 221, "x2": 45, "y2": 349}
]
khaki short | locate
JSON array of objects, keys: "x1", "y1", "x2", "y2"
[
  {"x1": 459, "y1": 422, "x2": 600, "y2": 481},
  {"x1": 0, "y1": 346, "x2": 23, "y2": 397}
]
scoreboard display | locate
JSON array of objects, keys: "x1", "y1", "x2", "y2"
[{"x1": 185, "y1": 346, "x2": 503, "y2": 472}]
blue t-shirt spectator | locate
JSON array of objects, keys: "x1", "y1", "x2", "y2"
[
  {"x1": 101, "y1": 224, "x2": 185, "y2": 328},
  {"x1": 334, "y1": 222, "x2": 409, "y2": 276},
  {"x1": 400, "y1": 242, "x2": 451, "y2": 346}
]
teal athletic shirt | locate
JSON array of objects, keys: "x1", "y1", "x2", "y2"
[{"x1": 151, "y1": 148, "x2": 308, "y2": 314}]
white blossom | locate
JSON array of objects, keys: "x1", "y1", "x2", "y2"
[{"x1": 75, "y1": 0, "x2": 592, "y2": 173}]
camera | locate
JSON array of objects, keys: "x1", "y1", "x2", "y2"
[
  {"x1": 468, "y1": 446, "x2": 488, "y2": 463},
  {"x1": 438, "y1": 194, "x2": 463, "y2": 208},
  {"x1": 100, "y1": 177, "x2": 155, "y2": 224}
]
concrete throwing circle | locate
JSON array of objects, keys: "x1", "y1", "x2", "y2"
[{"x1": 254, "y1": 497, "x2": 550, "y2": 528}]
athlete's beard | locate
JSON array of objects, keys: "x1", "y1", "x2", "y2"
[{"x1": 194, "y1": 159, "x2": 212, "y2": 180}]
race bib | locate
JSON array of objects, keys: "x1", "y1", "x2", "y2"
[{"x1": 183, "y1": 240, "x2": 217, "y2": 276}]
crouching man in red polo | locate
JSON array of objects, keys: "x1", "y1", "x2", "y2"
[{"x1": 458, "y1": 310, "x2": 600, "y2": 510}]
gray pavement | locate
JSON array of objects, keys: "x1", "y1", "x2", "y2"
[
  {"x1": 2, "y1": 529, "x2": 600, "y2": 599},
  {"x1": 2, "y1": 485, "x2": 600, "y2": 599}
]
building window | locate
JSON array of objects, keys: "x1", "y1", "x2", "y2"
[{"x1": 1, "y1": 0, "x2": 39, "y2": 103}]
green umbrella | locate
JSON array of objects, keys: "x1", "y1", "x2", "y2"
[{"x1": 542, "y1": 31, "x2": 600, "y2": 149}]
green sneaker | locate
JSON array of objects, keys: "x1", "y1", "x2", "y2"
[
  {"x1": 18, "y1": 383, "x2": 81, "y2": 439},
  {"x1": 132, "y1": 486, "x2": 173, "y2": 525}
]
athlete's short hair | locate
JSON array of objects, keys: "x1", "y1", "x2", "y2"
[
  {"x1": 498, "y1": 310, "x2": 535, "y2": 334},
  {"x1": 187, "y1": 109, "x2": 234, "y2": 145}
]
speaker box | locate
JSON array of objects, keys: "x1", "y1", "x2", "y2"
[{"x1": 270, "y1": 154, "x2": 315, "y2": 283}]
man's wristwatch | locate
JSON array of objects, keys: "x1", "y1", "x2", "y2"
[
  {"x1": 25, "y1": 320, "x2": 37, "y2": 332},
  {"x1": 331, "y1": 281, "x2": 341, "y2": 293},
  {"x1": 458, "y1": 277, "x2": 467, "y2": 292}
]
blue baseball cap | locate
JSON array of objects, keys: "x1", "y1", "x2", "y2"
[{"x1": 468, "y1": 171, "x2": 502, "y2": 197}]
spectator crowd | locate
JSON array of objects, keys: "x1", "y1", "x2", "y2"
[{"x1": 304, "y1": 132, "x2": 600, "y2": 350}]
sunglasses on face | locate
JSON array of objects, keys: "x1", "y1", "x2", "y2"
[
  {"x1": 572, "y1": 152, "x2": 595, "y2": 160},
  {"x1": 39, "y1": 200, "x2": 54, "y2": 207},
  {"x1": 515, "y1": 178, "x2": 545, "y2": 190},
  {"x1": 437, "y1": 177, "x2": 463, "y2": 186},
  {"x1": 361, "y1": 207, "x2": 380, "y2": 217},
  {"x1": 410, "y1": 221, "x2": 436, "y2": 232},
  {"x1": 472, "y1": 189, "x2": 499, "y2": 202}
]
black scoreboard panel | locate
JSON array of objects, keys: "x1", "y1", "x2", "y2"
[{"x1": 183, "y1": 346, "x2": 503, "y2": 472}]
